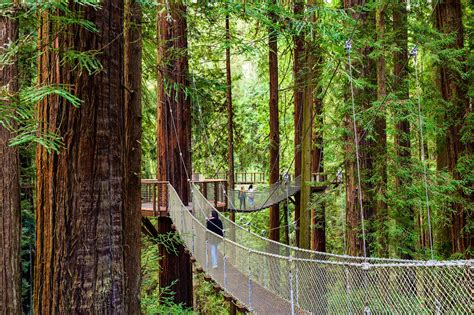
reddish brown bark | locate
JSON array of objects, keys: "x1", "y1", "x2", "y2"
[
  {"x1": 124, "y1": 0, "x2": 142, "y2": 310},
  {"x1": 0, "y1": 4, "x2": 22, "y2": 313},
  {"x1": 293, "y1": 0, "x2": 304, "y2": 245},
  {"x1": 157, "y1": 1, "x2": 192, "y2": 203},
  {"x1": 434, "y1": 0, "x2": 471, "y2": 256},
  {"x1": 34, "y1": 1, "x2": 140, "y2": 313},
  {"x1": 343, "y1": 0, "x2": 376, "y2": 257},
  {"x1": 156, "y1": 1, "x2": 193, "y2": 306},
  {"x1": 268, "y1": 0, "x2": 280, "y2": 242},
  {"x1": 306, "y1": 0, "x2": 326, "y2": 252}
]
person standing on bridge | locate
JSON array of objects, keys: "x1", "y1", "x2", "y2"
[
  {"x1": 248, "y1": 184, "x2": 255, "y2": 208},
  {"x1": 238, "y1": 186, "x2": 246, "y2": 210},
  {"x1": 206, "y1": 210, "x2": 223, "y2": 268}
]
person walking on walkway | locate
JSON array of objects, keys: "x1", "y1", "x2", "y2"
[
  {"x1": 238, "y1": 186, "x2": 246, "y2": 210},
  {"x1": 206, "y1": 210, "x2": 224, "y2": 268},
  {"x1": 248, "y1": 184, "x2": 255, "y2": 208}
]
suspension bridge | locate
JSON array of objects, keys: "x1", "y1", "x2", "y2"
[{"x1": 140, "y1": 179, "x2": 472, "y2": 314}]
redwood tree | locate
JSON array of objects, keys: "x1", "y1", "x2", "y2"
[
  {"x1": 34, "y1": 2, "x2": 140, "y2": 313},
  {"x1": 0, "y1": 3, "x2": 22, "y2": 313},
  {"x1": 124, "y1": 0, "x2": 142, "y2": 309},
  {"x1": 343, "y1": 0, "x2": 377, "y2": 257},
  {"x1": 268, "y1": 0, "x2": 280, "y2": 242},
  {"x1": 156, "y1": 0, "x2": 193, "y2": 306},
  {"x1": 434, "y1": 0, "x2": 471, "y2": 256},
  {"x1": 293, "y1": 0, "x2": 304, "y2": 245},
  {"x1": 393, "y1": 0, "x2": 415, "y2": 259}
]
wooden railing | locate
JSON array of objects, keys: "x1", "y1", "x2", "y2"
[
  {"x1": 215, "y1": 172, "x2": 268, "y2": 184},
  {"x1": 310, "y1": 172, "x2": 343, "y2": 185},
  {"x1": 191, "y1": 179, "x2": 227, "y2": 210},
  {"x1": 141, "y1": 179, "x2": 168, "y2": 216}
]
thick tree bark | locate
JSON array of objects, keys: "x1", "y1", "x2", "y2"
[
  {"x1": 156, "y1": 0, "x2": 193, "y2": 306},
  {"x1": 393, "y1": 0, "x2": 415, "y2": 259},
  {"x1": 268, "y1": 0, "x2": 280, "y2": 242},
  {"x1": 434, "y1": 0, "x2": 471, "y2": 256},
  {"x1": 157, "y1": 1, "x2": 192, "y2": 203},
  {"x1": 293, "y1": 0, "x2": 304, "y2": 246},
  {"x1": 307, "y1": 0, "x2": 326, "y2": 253},
  {"x1": 343, "y1": 0, "x2": 376, "y2": 257},
  {"x1": 226, "y1": 13, "x2": 235, "y2": 223},
  {"x1": 0, "y1": 4, "x2": 22, "y2": 313},
  {"x1": 124, "y1": 0, "x2": 142, "y2": 310},
  {"x1": 375, "y1": 1, "x2": 388, "y2": 257},
  {"x1": 34, "y1": 2, "x2": 140, "y2": 313}
]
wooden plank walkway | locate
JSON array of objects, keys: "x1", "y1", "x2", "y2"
[
  {"x1": 140, "y1": 201, "x2": 308, "y2": 314},
  {"x1": 206, "y1": 252, "x2": 309, "y2": 314}
]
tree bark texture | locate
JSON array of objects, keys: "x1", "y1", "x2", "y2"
[
  {"x1": 306, "y1": 0, "x2": 326, "y2": 253},
  {"x1": 34, "y1": 1, "x2": 140, "y2": 313},
  {"x1": 226, "y1": 13, "x2": 235, "y2": 223},
  {"x1": 157, "y1": 0, "x2": 192, "y2": 203},
  {"x1": 393, "y1": 0, "x2": 415, "y2": 259},
  {"x1": 156, "y1": 1, "x2": 193, "y2": 306},
  {"x1": 293, "y1": 0, "x2": 305, "y2": 246},
  {"x1": 268, "y1": 0, "x2": 280, "y2": 242},
  {"x1": 157, "y1": 217, "x2": 193, "y2": 307},
  {"x1": 0, "y1": 4, "x2": 22, "y2": 313},
  {"x1": 343, "y1": 0, "x2": 377, "y2": 257},
  {"x1": 434, "y1": 0, "x2": 471, "y2": 256},
  {"x1": 124, "y1": 0, "x2": 142, "y2": 310}
]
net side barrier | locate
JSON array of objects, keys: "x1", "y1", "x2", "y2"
[
  {"x1": 170, "y1": 184, "x2": 473, "y2": 314},
  {"x1": 226, "y1": 176, "x2": 301, "y2": 211}
]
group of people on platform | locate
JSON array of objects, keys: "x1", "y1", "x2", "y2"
[{"x1": 238, "y1": 184, "x2": 254, "y2": 210}]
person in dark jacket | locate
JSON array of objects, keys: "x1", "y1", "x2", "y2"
[{"x1": 206, "y1": 210, "x2": 223, "y2": 268}]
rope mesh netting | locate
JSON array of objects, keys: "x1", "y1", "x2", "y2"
[
  {"x1": 168, "y1": 184, "x2": 473, "y2": 314},
  {"x1": 226, "y1": 176, "x2": 301, "y2": 211}
]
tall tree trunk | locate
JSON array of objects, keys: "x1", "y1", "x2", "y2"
[
  {"x1": 124, "y1": 0, "x2": 142, "y2": 310},
  {"x1": 268, "y1": 0, "x2": 280, "y2": 242},
  {"x1": 393, "y1": 0, "x2": 415, "y2": 259},
  {"x1": 375, "y1": 1, "x2": 388, "y2": 257},
  {"x1": 307, "y1": 0, "x2": 326, "y2": 253},
  {"x1": 226, "y1": 12, "x2": 235, "y2": 223},
  {"x1": 434, "y1": 0, "x2": 471, "y2": 256},
  {"x1": 0, "y1": 3, "x2": 22, "y2": 313},
  {"x1": 157, "y1": 1, "x2": 192, "y2": 203},
  {"x1": 293, "y1": 0, "x2": 304, "y2": 246},
  {"x1": 34, "y1": 2, "x2": 140, "y2": 313},
  {"x1": 343, "y1": 0, "x2": 376, "y2": 257},
  {"x1": 156, "y1": 0, "x2": 193, "y2": 306}
]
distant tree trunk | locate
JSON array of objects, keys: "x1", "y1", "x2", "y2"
[
  {"x1": 375, "y1": 1, "x2": 388, "y2": 257},
  {"x1": 343, "y1": 0, "x2": 376, "y2": 257},
  {"x1": 268, "y1": 0, "x2": 280, "y2": 242},
  {"x1": 226, "y1": 12, "x2": 235, "y2": 223},
  {"x1": 434, "y1": 0, "x2": 471, "y2": 256},
  {"x1": 393, "y1": 0, "x2": 415, "y2": 259},
  {"x1": 0, "y1": 3, "x2": 22, "y2": 314},
  {"x1": 293, "y1": 0, "x2": 304, "y2": 245},
  {"x1": 124, "y1": 0, "x2": 142, "y2": 310},
  {"x1": 157, "y1": 1, "x2": 192, "y2": 203},
  {"x1": 307, "y1": 0, "x2": 326, "y2": 253},
  {"x1": 156, "y1": 0, "x2": 193, "y2": 306},
  {"x1": 34, "y1": 2, "x2": 140, "y2": 313}
]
